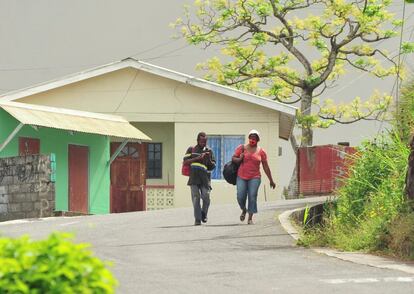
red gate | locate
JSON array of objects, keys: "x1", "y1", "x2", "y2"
[{"x1": 298, "y1": 145, "x2": 356, "y2": 195}]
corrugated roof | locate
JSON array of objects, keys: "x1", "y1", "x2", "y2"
[
  {"x1": 279, "y1": 113, "x2": 295, "y2": 141},
  {"x1": 0, "y1": 101, "x2": 151, "y2": 141},
  {"x1": 0, "y1": 58, "x2": 296, "y2": 140}
]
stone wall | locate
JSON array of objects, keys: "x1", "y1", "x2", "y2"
[{"x1": 0, "y1": 154, "x2": 56, "y2": 222}]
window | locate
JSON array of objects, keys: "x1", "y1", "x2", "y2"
[
  {"x1": 147, "y1": 143, "x2": 162, "y2": 179},
  {"x1": 118, "y1": 144, "x2": 139, "y2": 158},
  {"x1": 208, "y1": 135, "x2": 244, "y2": 180}
]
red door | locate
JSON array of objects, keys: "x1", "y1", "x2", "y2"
[
  {"x1": 68, "y1": 145, "x2": 89, "y2": 213},
  {"x1": 19, "y1": 137, "x2": 40, "y2": 156},
  {"x1": 110, "y1": 142, "x2": 147, "y2": 213}
]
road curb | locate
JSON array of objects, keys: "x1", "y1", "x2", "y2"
[{"x1": 278, "y1": 206, "x2": 414, "y2": 275}]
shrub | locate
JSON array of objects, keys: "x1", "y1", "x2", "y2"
[
  {"x1": 385, "y1": 213, "x2": 414, "y2": 259},
  {"x1": 335, "y1": 133, "x2": 408, "y2": 227},
  {"x1": 300, "y1": 132, "x2": 411, "y2": 255},
  {"x1": 0, "y1": 233, "x2": 117, "y2": 293},
  {"x1": 395, "y1": 80, "x2": 414, "y2": 143}
]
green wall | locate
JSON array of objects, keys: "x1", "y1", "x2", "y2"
[{"x1": 0, "y1": 109, "x2": 110, "y2": 214}]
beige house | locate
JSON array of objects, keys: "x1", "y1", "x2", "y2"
[{"x1": 0, "y1": 58, "x2": 296, "y2": 211}]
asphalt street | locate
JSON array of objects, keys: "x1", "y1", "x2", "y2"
[{"x1": 0, "y1": 197, "x2": 413, "y2": 294}]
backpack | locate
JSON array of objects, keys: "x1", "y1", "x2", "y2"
[
  {"x1": 222, "y1": 145, "x2": 244, "y2": 185},
  {"x1": 181, "y1": 146, "x2": 195, "y2": 176}
]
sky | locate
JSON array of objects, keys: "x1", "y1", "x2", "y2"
[{"x1": 0, "y1": 0, "x2": 413, "y2": 190}]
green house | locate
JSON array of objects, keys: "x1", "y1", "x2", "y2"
[{"x1": 0, "y1": 101, "x2": 150, "y2": 216}]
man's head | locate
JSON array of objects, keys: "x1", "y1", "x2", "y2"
[
  {"x1": 197, "y1": 132, "x2": 207, "y2": 148},
  {"x1": 248, "y1": 129, "x2": 260, "y2": 146}
]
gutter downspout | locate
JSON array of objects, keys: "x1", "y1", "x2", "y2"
[{"x1": 0, "y1": 123, "x2": 24, "y2": 153}]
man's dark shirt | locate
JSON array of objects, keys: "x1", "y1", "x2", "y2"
[{"x1": 183, "y1": 145, "x2": 216, "y2": 187}]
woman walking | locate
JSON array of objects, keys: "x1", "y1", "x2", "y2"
[{"x1": 232, "y1": 130, "x2": 276, "y2": 224}]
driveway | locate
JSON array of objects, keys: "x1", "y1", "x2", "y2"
[{"x1": 0, "y1": 197, "x2": 413, "y2": 294}]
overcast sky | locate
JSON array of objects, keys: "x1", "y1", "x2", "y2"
[{"x1": 0, "y1": 1, "x2": 413, "y2": 189}]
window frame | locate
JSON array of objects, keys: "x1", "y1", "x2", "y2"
[
  {"x1": 208, "y1": 135, "x2": 245, "y2": 180},
  {"x1": 146, "y1": 143, "x2": 162, "y2": 179}
]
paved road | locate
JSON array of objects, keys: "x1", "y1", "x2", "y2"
[{"x1": 1, "y1": 198, "x2": 413, "y2": 294}]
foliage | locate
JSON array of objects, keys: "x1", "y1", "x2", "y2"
[
  {"x1": 394, "y1": 80, "x2": 414, "y2": 143},
  {"x1": 385, "y1": 212, "x2": 414, "y2": 259},
  {"x1": 174, "y1": 0, "x2": 407, "y2": 145},
  {"x1": 0, "y1": 233, "x2": 117, "y2": 293},
  {"x1": 300, "y1": 132, "x2": 411, "y2": 255},
  {"x1": 303, "y1": 205, "x2": 310, "y2": 225}
]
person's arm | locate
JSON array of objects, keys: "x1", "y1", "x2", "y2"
[
  {"x1": 260, "y1": 149, "x2": 276, "y2": 189},
  {"x1": 207, "y1": 149, "x2": 216, "y2": 170},
  {"x1": 232, "y1": 145, "x2": 244, "y2": 164},
  {"x1": 183, "y1": 147, "x2": 205, "y2": 165}
]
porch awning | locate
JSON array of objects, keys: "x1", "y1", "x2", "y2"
[{"x1": 0, "y1": 101, "x2": 151, "y2": 141}]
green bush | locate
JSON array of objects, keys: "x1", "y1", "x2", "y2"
[
  {"x1": 335, "y1": 133, "x2": 408, "y2": 226},
  {"x1": 395, "y1": 80, "x2": 414, "y2": 143},
  {"x1": 300, "y1": 132, "x2": 411, "y2": 254},
  {"x1": 0, "y1": 233, "x2": 117, "y2": 293},
  {"x1": 385, "y1": 213, "x2": 414, "y2": 259}
]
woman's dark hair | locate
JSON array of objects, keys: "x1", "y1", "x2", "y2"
[{"x1": 197, "y1": 132, "x2": 206, "y2": 142}]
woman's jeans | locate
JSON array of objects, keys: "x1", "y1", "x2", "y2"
[{"x1": 236, "y1": 177, "x2": 261, "y2": 214}]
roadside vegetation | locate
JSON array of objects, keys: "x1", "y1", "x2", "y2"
[
  {"x1": 299, "y1": 83, "x2": 414, "y2": 260},
  {"x1": 0, "y1": 233, "x2": 117, "y2": 293}
]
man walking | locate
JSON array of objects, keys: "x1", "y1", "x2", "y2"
[{"x1": 183, "y1": 132, "x2": 216, "y2": 225}]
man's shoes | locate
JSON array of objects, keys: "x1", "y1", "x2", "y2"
[
  {"x1": 201, "y1": 211, "x2": 208, "y2": 223},
  {"x1": 194, "y1": 220, "x2": 201, "y2": 226}
]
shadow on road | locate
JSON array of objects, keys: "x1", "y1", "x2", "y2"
[
  {"x1": 100, "y1": 233, "x2": 294, "y2": 248},
  {"x1": 158, "y1": 223, "x2": 243, "y2": 228}
]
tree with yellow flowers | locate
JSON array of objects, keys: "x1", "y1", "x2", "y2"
[{"x1": 174, "y1": 0, "x2": 411, "y2": 148}]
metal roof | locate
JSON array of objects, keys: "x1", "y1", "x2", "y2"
[
  {"x1": 0, "y1": 101, "x2": 151, "y2": 141},
  {"x1": 0, "y1": 58, "x2": 296, "y2": 140}
]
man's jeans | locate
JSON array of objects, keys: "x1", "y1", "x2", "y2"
[
  {"x1": 191, "y1": 185, "x2": 210, "y2": 221},
  {"x1": 236, "y1": 177, "x2": 261, "y2": 214}
]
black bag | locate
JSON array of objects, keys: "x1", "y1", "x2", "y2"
[
  {"x1": 222, "y1": 145, "x2": 244, "y2": 185},
  {"x1": 223, "y1": 161, "x2": 240, "y2": 185}
]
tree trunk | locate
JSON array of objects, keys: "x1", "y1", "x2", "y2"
[
  {"x1": 405, "y1": 135, "x2": 414, "y2": 207},
  {"x1": 300, "y1": 90, "x2": 313, "y2": 147},
  {"x1": 286, "y1": 135, "x2": 299, "y2": 199},
  {"x1": 286, "y1": 90, "x2": 313, "y2": 198}
]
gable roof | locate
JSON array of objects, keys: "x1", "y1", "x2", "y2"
[
  {"x1": 0, "y1": 58, "x2": 296, "y2": 140},
  {"x1": 0, "y1": 101, "x2": 151, "y2": 141}
]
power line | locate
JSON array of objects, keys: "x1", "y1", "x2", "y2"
[
  {"x1": 140, "y1": 44, "x2": 191, "y2": 62},
  {"x1": 113, "y1": 70, "x2": 140, "y2": 112},
  {"x1": 0, "y1": 63, "x2": 103, "y2": 72},
  {"x1": 127, "y1": 39, "x2": 181, "y2": 58},
  {"x1": 395, "y1": 0, "x2": 407, "y2": 117},
  {"x1": 0, "y1": 41, "x2": 188, "y2": 72}
]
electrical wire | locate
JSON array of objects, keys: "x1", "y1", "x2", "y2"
[
  {"x1": 113, "y1": 70, "x2": 140, "y2": 112},
  {"x1": 395, "y1": 0, "x2": 407, "y2": 117}
]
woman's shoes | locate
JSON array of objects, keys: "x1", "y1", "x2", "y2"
[
  {"x1": 240, "y1": 208, "x2": 247, "y2": 222},
  {"x1": 247, "y1": 219, "x2": 253, "y2": 225}
]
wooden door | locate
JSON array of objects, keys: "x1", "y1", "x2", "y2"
[
  {"x1": 68, "y1": 145, "x2": 89, "y2": 213},
  {"x1": 19, "y1": 137, "x2": 40, "y2": 156},
  {"x1": 110, "y1": 142, "x2": 147, "y2": 213}
]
